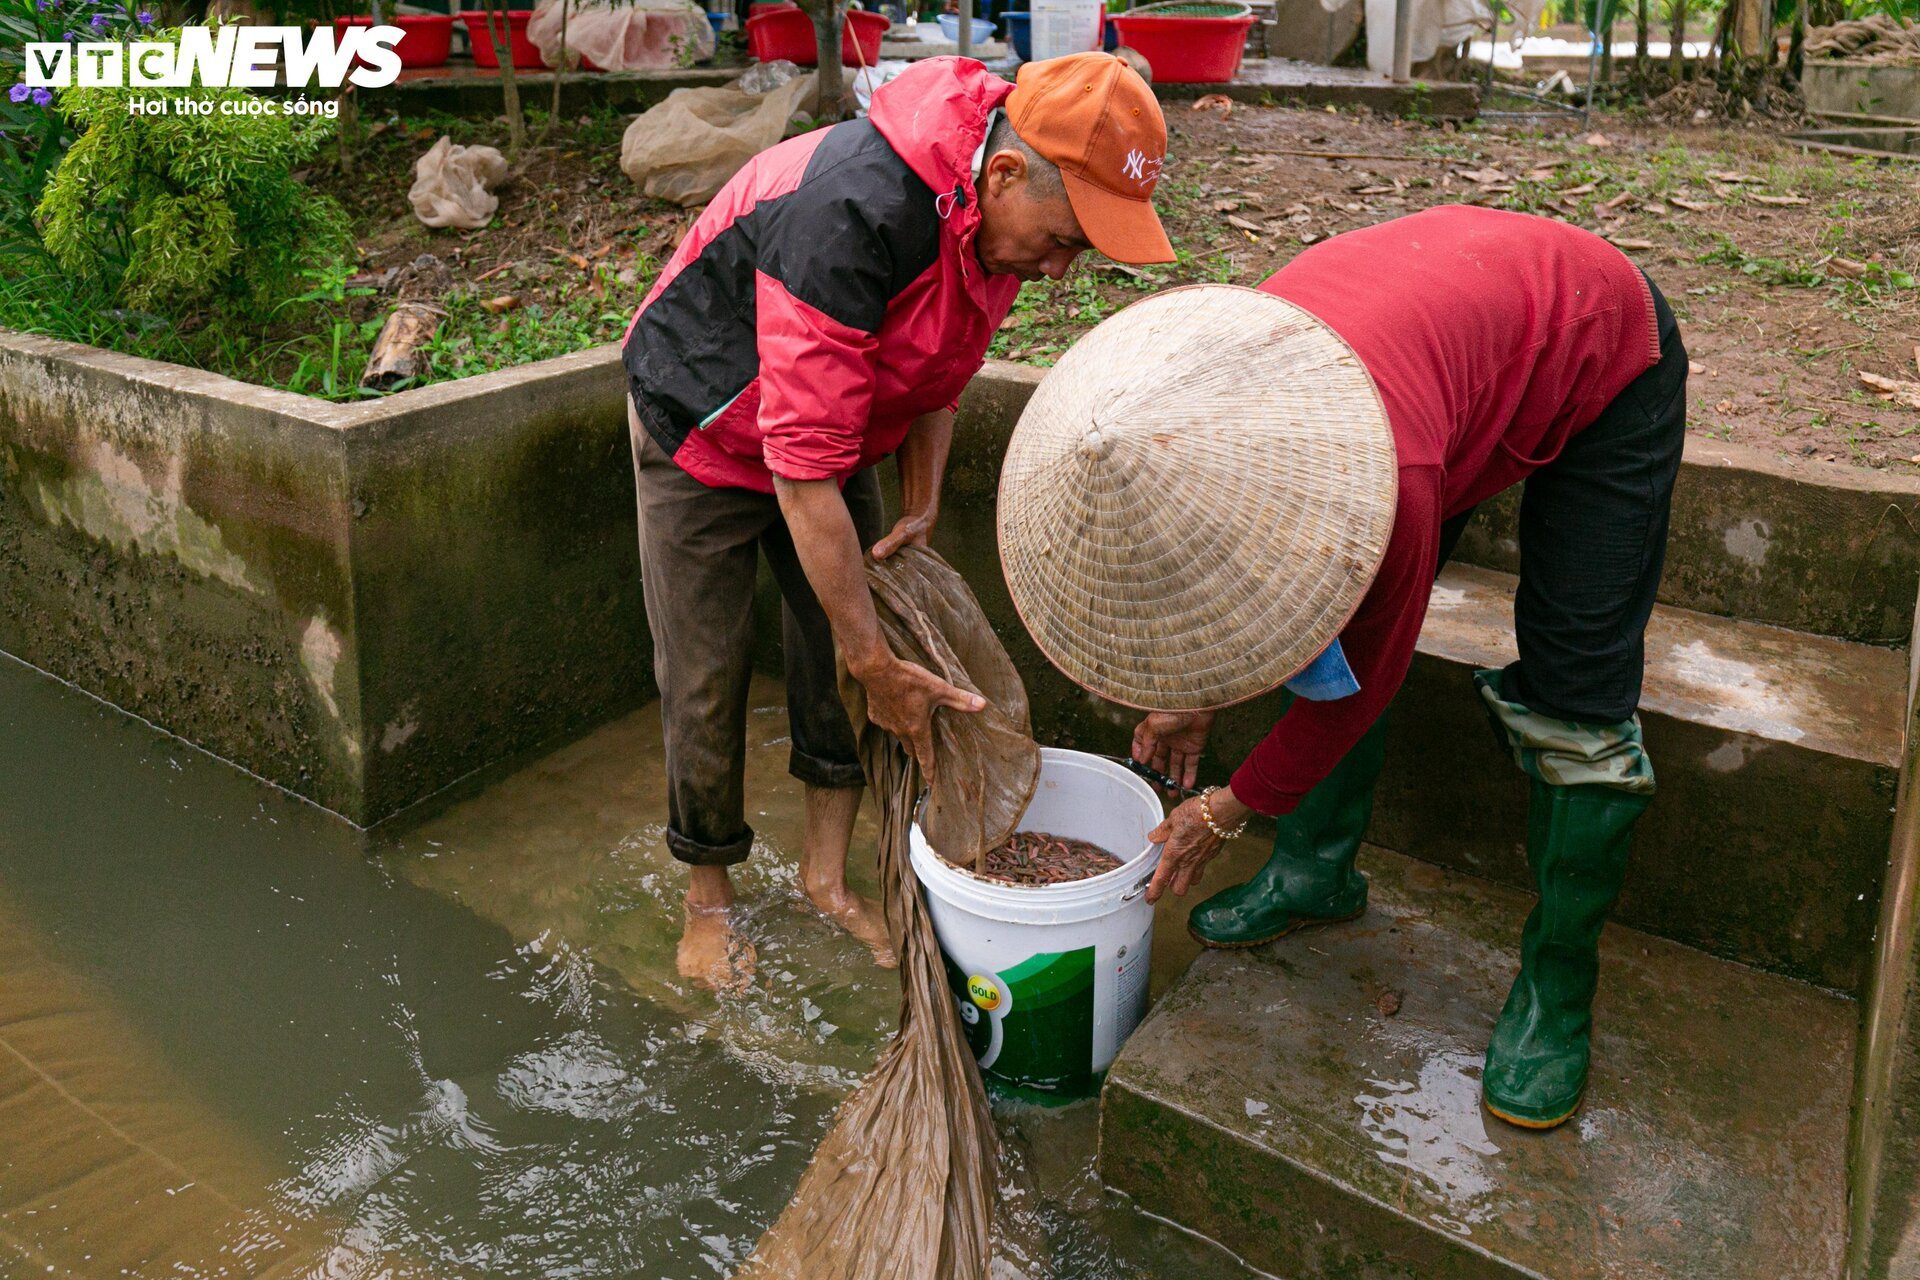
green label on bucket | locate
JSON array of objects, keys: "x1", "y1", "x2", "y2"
[{"x1": 944, "y1": 946, "x2": 1095, "y2": 1094}]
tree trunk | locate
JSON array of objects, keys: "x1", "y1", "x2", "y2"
[
  {"x1": 479, "y1": 0, "x2": 527, "y2": 156},
  {"x1": 1788, "y1": 0, "x2": 1807, "y2": 78},
  {"x1": 1597, "y1": 0, "x2": 1614, "y2": 84},
  {"x1": 1634, "y1": 0, "x2": 1648, "y2": 77},
  {"x1": 1667, "y1": 0, "x2": 1687, "y2": 81},
  {"x1": 801, "y1": 0, "x2": 845, "y2": 121},
  {"x1": 544, "y1": 0, "x2": 570, "y2": 143}
]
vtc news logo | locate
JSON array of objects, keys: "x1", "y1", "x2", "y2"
[{"x1": 22, "y1": 25, "x2": 407, "y2": 91}]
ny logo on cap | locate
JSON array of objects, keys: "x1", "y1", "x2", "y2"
[{"x1": 1122, "y1": 147, "x2": 1163, "y2": 188}]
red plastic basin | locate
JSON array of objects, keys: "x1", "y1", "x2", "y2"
[
  {"x1": 334, "y1": 14, "x2": 455, "y2": 68},
  {"x1": 1108, "y1": 11, "x2": 1253, "y2": 83},
  {"x1": 460, "y1": 9, "x2": 545, "y2": 69},
  {"x1": 746, "y1": 7, "x2": 889, "y2": 67}
]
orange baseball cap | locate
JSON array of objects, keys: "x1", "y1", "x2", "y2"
[{"x1": 1005, "y1": 52, "x2": 1175, "y2": 265}]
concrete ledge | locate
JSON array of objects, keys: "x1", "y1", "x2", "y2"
[
  {"x1": 366, "y1": 64, "x2": 741, "y2": 117},
  {"x1": 1803, "y1": 60, "x2": 1920, "y2": 127},
  {"x1": 1099, "y1": 846, "x2": 1855, "y2": 1280},
  {"x1": 1453, "y1": 438, "x2": 1920, "y2": 644},
  {"x1": 0, "y1": 335, "x2": 650, "y2": 825},
  {"x1": 1152, "y1": 58, "x2": 1479, "y2": 119},
  {"x1": 946, "y1": 364, "x2": 1920, "y2": 642}
]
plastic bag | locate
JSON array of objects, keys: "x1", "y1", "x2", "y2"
[
  {"x1": 619, "y1": 73, "x2": 818, "y2": 207},
  {"x1": 408, "y1": 136, "x2": 510, "y2": 231},
  {"x1": 527, "y1": 0, "x2": 714, "y2": 70},
  {"x1": 736, "y1": 547, "x2": 1039, "y2": 1280}
]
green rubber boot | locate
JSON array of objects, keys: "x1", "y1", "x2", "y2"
[
  {"x1": 1481, "y1": 778, "x2": 1649, "y2": 1129},
  {"x1": 1186, "y1": 718, "x2": 1388, "y2": 950}
]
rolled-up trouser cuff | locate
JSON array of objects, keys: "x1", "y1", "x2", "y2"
[
  {"x1": 1474, "y1": 668, "x2": 1656, "y2": 796},
  {"x1": 667, "y1": 824, "x2": 756, "y2": 867},
  {"x1": 790, "y1": 747, "x2": 866, "y2": 790}
]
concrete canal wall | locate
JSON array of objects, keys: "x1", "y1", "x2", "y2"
[{"x1": 0, "y1": 335, "x2": 650, "y2": 826}]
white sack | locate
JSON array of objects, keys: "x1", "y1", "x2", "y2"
[{"x1": 408, "y1": 136, "x2": 511, "y2": 231}]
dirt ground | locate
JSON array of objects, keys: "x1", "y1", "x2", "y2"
[{"x1": 319, "y1": 99, "x2": 1920, "y2": 469}]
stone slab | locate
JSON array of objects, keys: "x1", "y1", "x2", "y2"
[
  {"x1": 1099, "y1": 846, "x2": 1855, "y2": 1280},
  {"x1": 1371, "y1": 563, "x2": 1901, "y2": 994}
]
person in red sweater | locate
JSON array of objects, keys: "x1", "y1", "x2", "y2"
[{"x1": 1131, "y1": 206, "x2": 1686, "y2": 1129}]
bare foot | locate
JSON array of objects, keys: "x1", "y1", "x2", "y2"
[
  {"x1": 678, "y1": 903, "x2": 757, "y2": 994},
  {"x1": 807, "y1": 887, "x2": 898, "y2": 969}
]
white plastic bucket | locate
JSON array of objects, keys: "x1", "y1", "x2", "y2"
[
  {"x1": 910, "y1": 748, "x2": 1164, "y2": 1097},
  {"x1": 1028, "y1": 0, "x2": 1104, "y2": 61}
]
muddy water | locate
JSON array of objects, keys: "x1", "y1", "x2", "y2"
[{"x1": 0, "y1": 657, "x2": 1264, "y2": 1279}]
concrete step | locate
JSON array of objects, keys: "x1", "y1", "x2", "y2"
[
  {"x1": 1369, "y1": 563, "x2": 1905, "y2": 995},
  {"x1": 1097, "y1": 845, "x2": 1854, "y2": 1280}
]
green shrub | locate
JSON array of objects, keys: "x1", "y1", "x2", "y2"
[{"x1": 34, "y1": 41, "x2": 352, "y2": 315}]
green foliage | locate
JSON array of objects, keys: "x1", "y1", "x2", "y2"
[
  {"x1": 1, "y1": 0, "x2": 149, "y2": 253},
  {"x1": 33, "y1": 33, "x2": 351, "y2": 314}
]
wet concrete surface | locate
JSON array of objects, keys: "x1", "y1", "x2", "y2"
[{"x1": 1101, "y1": 845, "x2": 1855, "y2": 1280}]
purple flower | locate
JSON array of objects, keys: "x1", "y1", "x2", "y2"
[
  {"x1": 7, "y1": 84, "x2": 28, "y2": 104},
  {"x1": 30, "y1": 87, "x2": 52, "y2": 105},
  {"x1": 136, "y1": 8, "x2": 151, "y2": 20},
  {"x1": 89, "y1": 13, "x2": 109, "y2": 28}
]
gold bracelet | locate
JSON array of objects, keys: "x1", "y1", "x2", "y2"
[{"x1": 1198, "y1": 786, "x2": 1248, "y2": 841}]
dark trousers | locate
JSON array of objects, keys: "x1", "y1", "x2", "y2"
[
  {"x1": 630, "y1": 410, "x2": 883, "y2": 867},
  {"x1": 1437, "y1": 279, "x2": 1689, "y2": 725}
]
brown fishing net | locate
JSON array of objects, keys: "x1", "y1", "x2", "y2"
[{"x1": 736, "y1": 546, "x2": 1040, "y2": 1280}]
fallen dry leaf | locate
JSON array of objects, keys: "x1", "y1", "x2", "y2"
[
  {"x1": 1456, "y1": 166, "x2": 1509, "y2": 184},
  {"x1": 1715, "y1": 399, "x2": 1735, "y2": 413},
  {"x1": 1669, "y1": 197, "x2": 1713, "y2": 212},
  {"x1": 1708, "y1": 170, "x2": 1759, "y2": 183},
  {"x1": 1191, "y1": 93, "x2": 1233, "y2": 118},
  {"x1": 479, "y1": 294, "x2": 520, "y2": 314},
  {"x1": 1226, "y1": 214, "x2": 1265, "y2": 235},
  {"x1": 1212, "y1": 198, "x2": 1242, "y2": 212},
  {"x1": 1559, "y1": 182, "x2": 1598, "y2": 197},
  {"x1": 1600, "y1": 190, "x2": 1636, "y2": 211},
  {"x1": 1583, "y1": 132, "x2": 1612, "y2": 147},
  {"x1": 1862, "y1": 372, "x2": 1920, "y2": 410},
  {"x1": 1689, "y1": 360, "x2": 1705, "y2": 375},
  {"x1": 1607, "y1": 236, "x2": 1656, "y2": 250},
  {"x1": 1827, "y1": 256, "x2": 1872, "y2": 279},
  {"x1": 1299, "y1": 231, "x2": 1322, "y2": 244},
  {"x1": 1751, "y1": 193, "x2": 1810, "y2": 206}
]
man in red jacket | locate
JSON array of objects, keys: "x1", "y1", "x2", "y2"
[
  {"x1": 1131, "y1": 207, "x2": 1687, "y2": 1129},
  {"x1": 625, "y1": 53, "x2": 1173, "y2": 991}
]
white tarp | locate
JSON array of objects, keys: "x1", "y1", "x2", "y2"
[
  {"x1": 1357, "y1": 0, "x2": 1544, "y2": 75},
  {"x1": 528, "y1": 0, "x2": 715, "y2": 71}
]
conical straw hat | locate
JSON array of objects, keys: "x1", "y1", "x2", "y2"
[{"x1": 996, "y1": 284, "x2": 1398, "y2": 712}]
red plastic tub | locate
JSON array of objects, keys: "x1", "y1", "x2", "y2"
[
  {"x1": 746, "y1": 7, "x2": 889, "y2": 66},
  {"x1": 1108, "y1": 10, "x2": 1254, "y2": 82},
  {"x1": 460, "y1": 9, "x2": 545, "y2": 69},
  {"x1": 333, "y1": 14, "x2": 455, "y2": 68}
]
